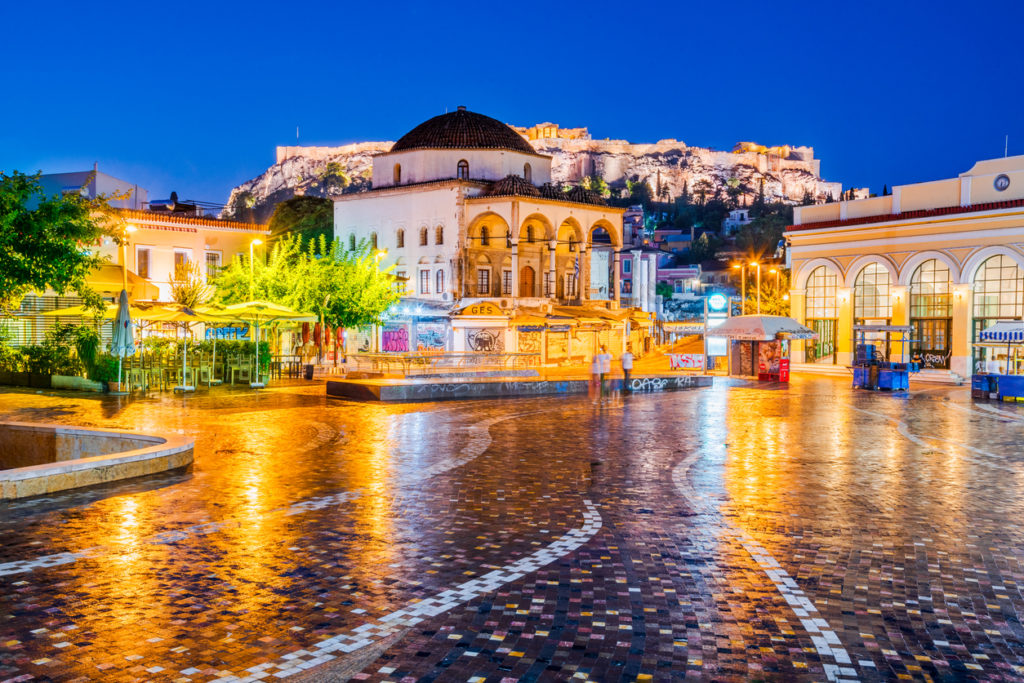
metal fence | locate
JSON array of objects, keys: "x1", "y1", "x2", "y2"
[{"x1": 345, "y1": 352, "x2": 541, "y2": 377}]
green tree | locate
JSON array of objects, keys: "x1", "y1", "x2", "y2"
[
  {"x1": 0, "y1": 171, "x2": 111, "y2": 316},
  {"x1": 268, "y1": 195, "x2": 333, "y2": 248},
  {"x1": 581, "y1": 175, "x2": 609, "y2": 197},
  {"x1": 317, "y1": 162, "x2": 350, "y2": 195},
  {"x1": 168, "y1": 259, "x2": 212, "y2": 308},
  {"x1": 693, "y1": 178, "x2": 714, "y2": 205},
  {"x1": 746, "y1": 268, "x2": 791, "y2": 317},
  {"x1": 626, "y1": 178, "x2": 653, "y2": 207},
  {"x1": 688, "y1": 231, "x2": 720, "y2": 264},
  {"x1": 736, "y1": 213, "x2": 788, "y2": 260}
]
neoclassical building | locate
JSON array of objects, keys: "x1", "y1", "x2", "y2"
[
  {"x1": 786, "y1": 155, "x2": 1024, "y2": 377},
  {"x1": 333, "y1": 107, "x2": 625, "y2": 308}
]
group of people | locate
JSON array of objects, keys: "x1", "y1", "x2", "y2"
[{"x1": 589, "y1": 345, "x2": 633, "y2": 402}]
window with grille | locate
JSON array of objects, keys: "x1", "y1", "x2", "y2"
[
  {"x1": 435, "y1": 225, "x2": 443, "y2": 245},
  {"x1": 436, "y1": 269, "x2": 445, "y2": 293},
  {"x1": 910, "y1": 259, "x2": 952, "y2": 318},
  {"x1": 973, "y1": 254, "x2": 1024, "y2": 319},
  {"x1": 502, "y1": 270, "x2": 512, "y2": 295},
  {"x1": 397, "y1": 230, "x2": 405, "y2": 248},
  {"x1": 419, "y1": 269, "x2": 430, "y2": 294},
  {"x1": 457, "y1": 160, "x2": 469, "y2": 180},
  {"x1": 420, "y1": 227, "x2": 428, "y2": 246},
  {"x1": 477, "y1": 268, "x2": 490, "y2": 295},
  {"x1": 854, "y1": 263, "x2": 891, "y2": 320},
  {"x1": 805, "y1": 266, "x2": 838, "y2": 318},
  {"x1": 480, "y1": 226, "x2": 490, "y2": 247},
  {"x1": 136, "y1": 247, "x2": 151, "y2": 279},
  {"x1": 205, "y1": 252, "x2": 221, "y2": 280}
]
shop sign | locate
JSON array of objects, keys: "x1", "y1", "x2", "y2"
[{"x1": 459, "y1": 302, "x2": 504, "y2": 317}]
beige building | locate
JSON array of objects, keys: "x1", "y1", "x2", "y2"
[{"x1": 786, "y1": 155, "x2": 1024, "y2": 378}]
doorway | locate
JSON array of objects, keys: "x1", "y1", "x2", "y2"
[{"x1": 520, "y1": 266, "x2": 535, "y2": 298}]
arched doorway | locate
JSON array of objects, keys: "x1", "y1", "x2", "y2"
[
  {"x1": 805, "y1": 266, "x2": 838, "y2": 363},
  {"x1": 909, "y1": 259, "x2": 952, "y2": 368},
  {"x1": 972, "y1": 254, "x2": 1024, "y2": 372},
  {"x1": 853, "y1": 262, "x2": 893, "y2": 359},
  {"x1": 520, "y1": 266, "x2": 535, "y2": 298}
]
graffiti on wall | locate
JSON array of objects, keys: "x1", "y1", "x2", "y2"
[
  {"x1": 382, "y1": 326, "x2": 409, "y2": 353},
  {"x1": 518, "y1": 331, "x2": 541, "y2": 353},
  {"x1": 466, "y1": 328, "x2": 504, "y2": 352},
  {"x1": 417, "y1": 323, "x2": 448, "y2": 351}
]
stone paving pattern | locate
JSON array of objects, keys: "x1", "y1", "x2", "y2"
[{"x1": 1, "y1": 377, "x2": 1023, "y2": 681}]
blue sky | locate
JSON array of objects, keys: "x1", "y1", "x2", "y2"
[{"x1": 2, "y1": 0, "x2": 1022, "y2": 206}]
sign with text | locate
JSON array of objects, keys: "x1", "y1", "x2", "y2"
[{"x1": 458, "y1": 302, "x2": 504, "y2": 317}]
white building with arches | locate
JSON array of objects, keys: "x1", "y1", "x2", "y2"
[
  {"x1": 786, "y1": 154, "x2": 1024, "y2": 378},
  {"x1": 333, "y1": 108, "x2": 636, "y2": 354}
]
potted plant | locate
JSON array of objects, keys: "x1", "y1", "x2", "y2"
[{"x1": 89, "y1": 355, "x2": 121, "y2": 392}]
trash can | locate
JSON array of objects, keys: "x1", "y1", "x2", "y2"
[{"x1": 304, "y1": 364, "x2": 314, "y2": 380}]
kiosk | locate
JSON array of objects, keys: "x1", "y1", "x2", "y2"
[
  {"x1": 851, "y1": 324, "x2": 918, "y2": 391},
  {"x1": 709, "y1": 315, "x2": 816, "y2": 382},
  {"x1": 971, "y1": 320, "x2": 1024, "y2": 401}
]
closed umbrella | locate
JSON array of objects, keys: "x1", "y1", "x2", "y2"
[{"x1": 109, "y1": 289, "x2": 136, "y2": 394}]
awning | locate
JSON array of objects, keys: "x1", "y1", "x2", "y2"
[
  {"x1": 708, "y1": 315, "x2": 817, "y2": 341},
  {"x1": 84, "y1": 264, "x2": 160, "y2": 300},
  {"x1": 979, "y1": 320, "x2": 1024, "y2": 343}
]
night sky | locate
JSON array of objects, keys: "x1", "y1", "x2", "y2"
[{"x1": 3, "y1": 0, "x2": 1022, "y2": 206}]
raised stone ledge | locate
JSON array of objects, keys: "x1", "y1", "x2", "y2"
[{"x1": 0, "y1": 422, "x2": 194, "y2": 499}]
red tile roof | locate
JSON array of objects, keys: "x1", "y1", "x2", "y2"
[{"x1": 788, "y1": 197, "x2": 1024, "y2": 232}]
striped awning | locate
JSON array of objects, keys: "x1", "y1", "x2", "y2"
[{"x1": 979, "y1": 320, "x2": 1024, "y2": 342}]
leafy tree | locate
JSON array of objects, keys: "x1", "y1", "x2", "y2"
[
  {"x1": 626, "y1": 178, "x2": 653, "y2": 207},
  {"x1": 168, "y1": 259, "x2": 212, "y2": 308},
  {"x1": 317, "y1": 162, "x2": 350, "y2": 195},
  {"x1": 213, "y1": 233, "x2": 401, "y2": 331},
  {"x1": 688, "y1": 231, "x2": 720, "y2": 264},
  {"x1": 226, "y1": 190, "x2": 257, "y2": 222},
  {"x1": 268, "y1": 195, "x2": 333, "y2": 248},
  {"x1": 736, "y1": 213, "x2": 788, "y2": 260},
  {"x1": 0, "y1": 171, "x2": 111, "y2": 316},
  {"x1": 746, "y1": 268, "x2": 791, "y2": 317},
  {"x1": 581, "y1": 175, "x2": 609, "y2": 197},
  {"x1": 655, "y1": 282, "x2": 674, "y2": 299}
]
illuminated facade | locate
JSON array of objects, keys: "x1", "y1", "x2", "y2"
[
  {"x1": 333, "y1": 107, "x2": 624, "y2": 308},
  {"x1": 786, "y1": 155, "x2": 1024, "y2": 377}
]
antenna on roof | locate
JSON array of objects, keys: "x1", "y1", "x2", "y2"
[
  {"x1": 1006, "y1": 134, "x2": 1009, "y2": 158},
  {"x1": 297, "y1": 126, "x2": 300, "y2": 142}
]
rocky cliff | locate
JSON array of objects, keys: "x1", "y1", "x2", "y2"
[{"x1": 224, "y1": 131, "x2": 842, "y2": 222}]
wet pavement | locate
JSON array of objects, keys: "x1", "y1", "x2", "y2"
[{"x1": 1, "y1": 376, "x2": 1023, "y2": 681}]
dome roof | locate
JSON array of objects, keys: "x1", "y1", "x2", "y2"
[
  {"x1": 391, "y1": 107, "x2": 537, "y2": 155},
  {"x1": 484, "y1": 175, "x2": 541, "y2": 198}
]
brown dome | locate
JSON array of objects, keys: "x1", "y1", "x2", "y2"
[
  {"x1": 391, "y1": 107, "x2": 536, "y2": 155},
  {"x1": 485, "y1": 175, "x2": 541, "y2": 198}
]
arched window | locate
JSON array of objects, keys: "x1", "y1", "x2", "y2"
[
  {"x1": 910, "y1": 259, "x2": 953, "y2": 367},
  {"x1": 436, "y1": 269, "x2": 445, "y2": 293},
  {"x1": 393, "y1": 164, "x2": 401, "y2": 185},
  {"x1": 396, "y1": 229, "x2": 405, "y2": 248},
  {"x1": 805, "y1": 266, "x2": 838, "y2": 363},
  {"x1": 973, "y1": 254, "x2": 1024, "y2": 371},
  {"x1": 853, "y1": 263, "x2": 892, "y2": 322},
  {"x1": 457, "y1": 159, "x2": 469, "y2": 180},
  {"x1": 435, "y1": 225, "x2": 444, "y2": 245},
  {"x1": 526, "y1": 226, "x2": 534, "y2": 243},
  {"x1": 348, "y1": 234, "x2": 356, "y2": 251},
  {"x1": 419, "y1": 227, "x2": 428, "y2": 246},
  {"x1": 370, "y1": 232, "x2": 378, "y2": 250},
  {"x1": 524, "y1": 163, "x2": 532, "y2": 183},
  {"x1": 480, "y1": 226, "x2": 490, "y2": 247},
  {"x1": 568, "y1": 236, "x2": 577, "y2": 252}
]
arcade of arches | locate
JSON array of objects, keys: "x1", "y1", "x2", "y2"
[{"x1": 790, "y1": 253, "x2": 1024, "y2": 376}]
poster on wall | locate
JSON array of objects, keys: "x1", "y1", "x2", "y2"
[
  {"x1": 382, "y1": 325, "x2": 409, "y2": 353},
  {"x1": 517, "y1": 330, "x2": 541, "y2": 353},
  {"x1": 465, "y1": 328, "x2": 504, "y2": 352},
  {"x1": 758, "y1": 341, "x2": 782, "y2": 374},
  {"x1": 416, "y1": 323, "x2": 448, "y2": 351},
  {"x1": 353, "y1": 327, "x2": 374, "y2": 353},
  {"x1": 546, "y1": 332, "x2": 567, "y2": 361},
  {"x1": 590, "y1": 249, "x2": 610, "y2": 299}
]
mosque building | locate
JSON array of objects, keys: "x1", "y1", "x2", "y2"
[{"x1": 334, "y1": 108, "x2": 655, "y2": 357}]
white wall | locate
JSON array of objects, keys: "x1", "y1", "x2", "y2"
[
  {"x1": 334, "y1": 187, "x2": 460, "y2": 301},
  {"x1": 373, "y1": 149, "x2": 551, "y2": 188}
]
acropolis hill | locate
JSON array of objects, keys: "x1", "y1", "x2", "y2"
[{"x1": 225, "y1": 122, "x2": 842, "y2": 221}]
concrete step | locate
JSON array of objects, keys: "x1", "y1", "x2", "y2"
[
  {"x1": 912, "y1": 369, "x2": 965, "y2": 385},
  {"x1": 790, "y1": 362, "x2": 851, "y2": 377}
]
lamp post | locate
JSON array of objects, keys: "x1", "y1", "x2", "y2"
[
  {"x1": 732, "y1": 263, "x2": 745, "y2": 315},
  {"x1": 751, "y1": 262, "x2": 761, "y2": 315},
  {"x1": 121, "y1": 225, "x2": 137, "y2": 291},
  {"x1": 249, "y1": 238, "x2": 263, "y2": 299}
]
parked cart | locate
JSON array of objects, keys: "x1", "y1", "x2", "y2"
[{"x1": 851, "y1": 325, "x2": 920, "y2": 391}]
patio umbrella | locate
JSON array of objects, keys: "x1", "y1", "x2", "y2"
[
  {"x1": 109, "y1": 289, "x2": 135, "y2": 393},
  {"x1": 707, "y1": 315, "x2": 818, "y2": 341},
  {"x1": 148, "y1": 304, "x2": 232, "y2": 392},
  {"x1": 980, "y1": 320, "x2": 1024, "y2": 372},
  {"x1": 217, "y1": 301, "x2": 315, "y2": 387}
]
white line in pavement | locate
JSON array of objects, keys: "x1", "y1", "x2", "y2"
[
  {"x1": 0, "y1": 411, "x2": 534, "y2": 578},
  {"x1": 189, "y1": 500, "x2": 604, "y2": 683},
  {"x1": 671, "y1": 450, "x2": 859, "y2": 683}
]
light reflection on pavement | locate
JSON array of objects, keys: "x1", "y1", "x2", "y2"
[{"x1": 1, "y1": 376, "x2": 1023, "y2": 681}]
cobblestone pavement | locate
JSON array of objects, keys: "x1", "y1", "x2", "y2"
[{"x1": 1, "y1": 376, "x2": 1024, "y2": 682}]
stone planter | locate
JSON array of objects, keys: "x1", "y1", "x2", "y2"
[
  {"x1": 107, "y1": 381, "x2": 124, "y2": 393},
  {"x1": 51, "y1": 375, "x2": 104, "y2": 393}
]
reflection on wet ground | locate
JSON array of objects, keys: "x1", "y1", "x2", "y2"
[{"x1": 1, "y1": 377, "x2": 1024, "y2": 681}]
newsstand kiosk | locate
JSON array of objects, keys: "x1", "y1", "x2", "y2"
[{"x1": 971, "y1": 321, "x2": 1024, "y2": 401}]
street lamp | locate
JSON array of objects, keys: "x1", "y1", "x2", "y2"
[
  {"x1": 249, "y1": 238, "x2": 263, "y2": 299},
  {"x1": 732, "y1": 263, "x2": 745, "y2": 315},
  {"x1": 121, "y1": 224, "x2": 137, "y2": 291},
  {"x1": 751, "y1": 261, "x2": 761, "y2": 315},
  {"x1": 769, "y1": 268, "x2": 780, "y2": 291}
]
